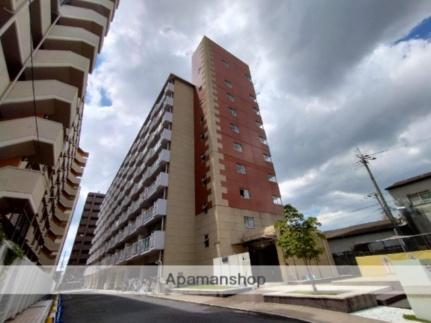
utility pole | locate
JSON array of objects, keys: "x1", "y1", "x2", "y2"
[{"x1": 356, "y1": 148, "x2": 407, "y2": 252}]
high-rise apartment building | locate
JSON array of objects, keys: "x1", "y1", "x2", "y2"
[
  {"x1": 68, "y1": 192, "x2": 104, "y2": 265},
  {"x1": 0, "y1": 0, "x2": 119, "y2": 265},
  {"x1": 89, "y1": 37, "x2": 285, "y2": 266}
]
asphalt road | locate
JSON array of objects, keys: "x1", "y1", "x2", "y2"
[{"x1": 62, "y1": 293, "x2": 302, "y2": 323}]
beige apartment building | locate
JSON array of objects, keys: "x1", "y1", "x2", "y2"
[
  {"x1": 0, "y1": 0, "x2": 119, "y2": 265},
  {"x1": 88, "y1": 75, "x2": 194, "y2": 266}
]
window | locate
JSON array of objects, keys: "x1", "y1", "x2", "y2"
[
  {"x1": 222, "y1": 59, "x2": 229, "y2": 68},
  {"x1": 204, "y1": 234, "x2": 209, "y2": 248},
  {"x1": 408, "y1": 190, "x2": 431, "y2": 206},
  {"x1": 259, "y1": 136, "x2": 268, "y2": 145},
  {"x1": 244, "y1": 216, "x2": 255, "y2": 229},
  {"x1": 236, "y1": 164, "x2": 246, "y2": 174},
  {"x1": 240, "y1": 188, "x2": 251, "y2": 199},
  {"x1": 263, "y1": 153, "x2": 272, "y2": 162},
  {"x1": 227, "y1": 93, "x2": 235, "y2": 102},
  {"x1": 230, "y1": 123, "x2": 240, "y2": 134},
  {"x1": 245, "y1": 74, "x2": 252, "y2": 81},
  {"x1": 268, "y1": 174, "x2": 277, "y2": 182},
  {"x1": 272, "y1": 195, "x2": 282, "y2": 205},
  {"x1": 253, "y1": 106, "x2": 260, "y2": 116},
  {"x1": 225, "y1": 80, "x2": 232, "y2": 88},
  {"x1": 233, "y1": 142, "x2": 243, "y2": 152},
  {"x1": 228, "y1": 107, "x2": 237, "y2": 117},
  {"x1": 256, "y1": 121, "x2": 263, "y2": 129},
  {"x1": 250, "y1": 94, "x2": 257, "y2": 102}
]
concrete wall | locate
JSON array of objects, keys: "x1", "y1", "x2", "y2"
[
  {"x1": 163, "y1": 79, "x2": 196, "y2": 265},
  {"x1": 356, "y1": 249, "x2": 431, "y2": 276}
]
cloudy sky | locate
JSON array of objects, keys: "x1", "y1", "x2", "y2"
[{"x1": 60, "y1": 0, "x2": 431, "y2": 265}]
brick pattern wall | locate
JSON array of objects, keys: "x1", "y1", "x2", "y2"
[{"x1": 193, "y1": 37, "x2": 282, "y2": 215}]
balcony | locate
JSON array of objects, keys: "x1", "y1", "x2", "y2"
[
  {"x1": 116, "y1": 231, "x2": 165, "y2": 264},
  {"x1": 75, "y1": 147, "x2": 89, "y2": 165},
  {"x1": 0, "y1": 116, "x2": 63, "y2": 166},
  {"x1": 137, "y1": 230, "x2": 165, "y2": 255},
  {"x1": 71, "y1": 159, "x2": 84, "y2": 175},
  {"x1": 1, "y1": 80, "x2": 78, "y2": 129},
  {"x1": 1, "y1": 2, "x2": 32, "y2": 72},
  {"x1": 44, "y1": 25, "x2": 99, "y2": 72},
  {"x1": 67, "y1": 171, "x2": 81, "y2": 185},
  {"x1": 48, "y1": 215, "x2": 66, "y2": 236},
  {"x1": 0, "y1": 166, "x2": 45, "y2": 214},
  {"x1": 141, "y1": 149, "x2": 170, "y2": 186},
  {"x1": 165, "y1": 82, "x2": 174, "y2": 94},
  {"x1": 59, "y1": 192, "x2": 75, "y2": 209},
  {"x1": 164, "y1": 95, "x2": 174, "y2": 106},
  {"x1": 77, "y1": 147, "x2": 89, "y2": 157},
  {"x1": 24, "y1": 49, "x2": 90, "y2": 98},
  {"x1": 38, "y1": 248, "x2": 56, "y2": 265},
  {"x1": 143, "y1": 172, "x2": 168, "y2": 202},
  {"x1": 55, "y1": 204, "x2": 72, "y2": 222},
  {"x1": 58, "y1": 5, "x2": 107, "y2": 51},
  {"x1": 68, "y1": 0, "x2": 115, "y2": 24},
  {"x1": 63, "y1": 180, "x2": 78, "y2": 196}
]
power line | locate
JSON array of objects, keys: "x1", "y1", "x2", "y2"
[
  {"x1": 369, "y1": 135, "x2": 431, "y2": 157},
  {"x1": 346, "y1": 204, "x2": 379, "y2": 213}
]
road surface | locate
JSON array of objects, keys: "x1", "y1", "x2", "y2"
[{"x1": 62, "y1": 293, "x2": 302, "y2": 322}]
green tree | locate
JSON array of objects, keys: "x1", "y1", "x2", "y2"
[{"x1": 275, "y1": 204, "x2": 324, "y2": 291}]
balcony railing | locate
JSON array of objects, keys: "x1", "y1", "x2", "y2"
[
  {"x1": 107, "y1": 230, "x2": 165, "y2": 265},
  {"x1": 94, "y1": 199, "x2": 167, "y2": 259}
]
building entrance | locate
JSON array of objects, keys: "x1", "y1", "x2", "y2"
[{"x1": 247, "y1": 239, "x2": 282, "y2": 281}]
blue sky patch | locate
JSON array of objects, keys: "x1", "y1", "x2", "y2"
[
  {"x1": 395, "y1": 16, "x2": 431, "y2": 44},
  {"x1": 94, "y1": 54, "x2": 106, "y2": 70},
  {"x1": 100, "y1": 87, "x2": 113, "y2": 107}
]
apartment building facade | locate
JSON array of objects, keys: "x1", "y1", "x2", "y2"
[
  {"x1": 0, "y1": 0, "x2": 119, "y2": 265},
  {"x1": 386, "y1": 172, "x2": 431, "y2": 234},
  {"x1": 88, "y1": 37, "x2": 285, "y2": 267},
  {"x1": 88, "y1": 75, "x2": 196, "y2": 266},
  {"x1": 68, "y1": 192, "x2": 104, "y2": 265}
]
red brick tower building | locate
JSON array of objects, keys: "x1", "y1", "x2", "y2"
[{"x1": 191, "y1": 37, "x2": 284, "y2": 264}]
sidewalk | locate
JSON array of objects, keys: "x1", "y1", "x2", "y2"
[
  {"x1": 5, "y1": 299, "x2": 52, "y2": 323},
  {"x1": 143, "y1": 293, "x2": 384, "y2": 323}
]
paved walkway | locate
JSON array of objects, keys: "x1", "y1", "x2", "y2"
[
  {"x1": 6, "y1": 299, "x2": 52, "y2": 323},
  {"x1": 141, "y1": 293, "x2": 384, "y2": 323},
  {"x1": 354, "y1": 306, "x2": 415, "y2": 323}
]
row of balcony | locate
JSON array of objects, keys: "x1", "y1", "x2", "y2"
[
  {"x1": 99, "y1": 90, "x2": 173, "y2": 218},
  {"x1": 121, "y1": 120, "x2": 172, "y2": 183},
  {"x1": 104, "y1": 121, "x2": 171, "y2": 214},
  {"x1": 117, "y1": 91, "x2": 173, "y2": 173},
  {"x1": 120, "y1": 108, "x2": 172, "y2": 180},
  {"x1": 91, "y1": 230, "x2": 165, "y2": 266},
  {"x1": 96, "y1": 131, "x2": 171, "y2": 234},
  {"x1": 91, "y1": 172, "x2": 169, "y2": 256},
  {"x1": 94, "y1": 149, "x2": 170, "y2": 242},
  {"x1": 90, "y1": 199, "x2": 167, "y2": 262},
  {"x1": 93, "y1": 84, "x2": 174, "y2": 245}
]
